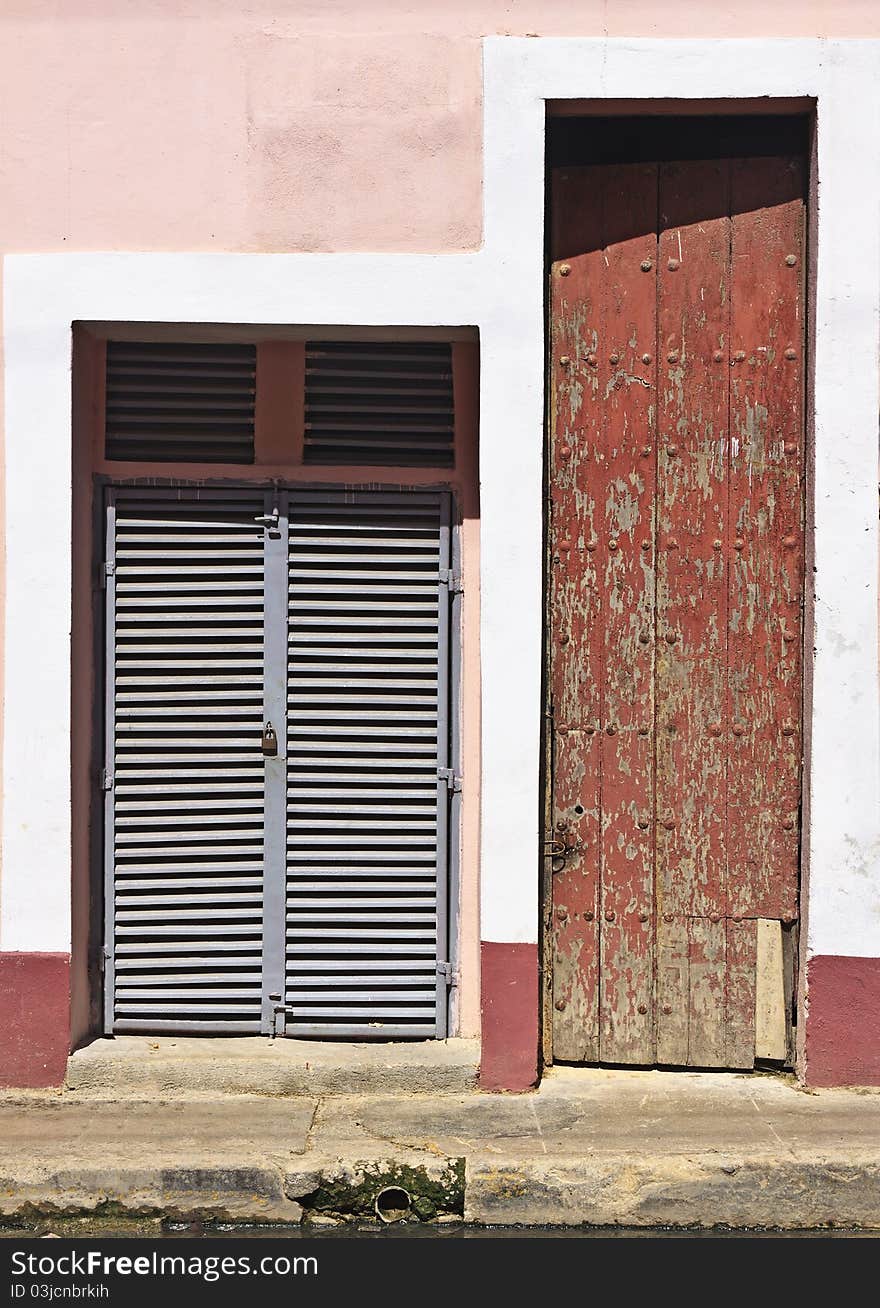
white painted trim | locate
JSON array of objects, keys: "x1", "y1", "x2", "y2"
[
  {"x1": 3, "y1": 38, "x2": 880, "y2": 966},
  {"x1": 0, "y1": 253, "x2": 483, "y2": 953},
  {"x1": 478, "y1": 36, "x2": 880, "y2": 954}
]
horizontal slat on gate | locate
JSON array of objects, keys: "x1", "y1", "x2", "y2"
[
  {"x1": 284, "y1": 492, "x2": 444, "y2": 1036},
  {"x1": 109, "y1": 490, "x2": 265, "y2": 1031},
  {"x1": 105, "y1": 343, "x2": 256, "y2": 463},
  {"x1": 304, "y1": 342, "x2": 455, "y2": 466}
]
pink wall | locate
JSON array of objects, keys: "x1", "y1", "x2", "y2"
[{"x1": 0, "y1": 2, "x2": 877, "y2": 257}]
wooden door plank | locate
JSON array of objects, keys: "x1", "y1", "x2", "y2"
[
  {"x1": 598, "y1": 163, "x2": 658, "y2": 1065},
  {"x1": 755, "y1": 917, "x2": 787, "y2": 1061},
  {"x1": 549, "y1": 167, "x2": 605, "y2": 1062},
  {"x1": 728, "y1": 157, "x2": 805, "y2": 928},
  {"x1": 725, "y1": 916, "x2": 758, "y2": 1068},
  {"x1": 656, "y1": 159, "x2": 731, "y2": 1067}
]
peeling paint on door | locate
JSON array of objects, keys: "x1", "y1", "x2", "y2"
[{"x1": 548, "y1": 156, "x2": 805, "y2": 1069}]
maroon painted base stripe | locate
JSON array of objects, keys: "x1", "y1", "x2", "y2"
[
  {"x1": 0, "y1": 952, "x2": 70, "y2": 1088},
  {"x1": 479, "y1": 941, "x2": 539, "y2": 1092},
  {"x1": 805, "y1": 954, "x2": 880, "y2": 1087}
]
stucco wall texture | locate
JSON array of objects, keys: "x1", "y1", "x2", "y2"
[{"x1": 0, "y1": 1, "x2": 878, "y2": 256}]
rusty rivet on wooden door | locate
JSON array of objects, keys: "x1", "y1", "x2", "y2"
[
  {"x1": 713, "y1": 539, "x2": 722, "y2": 550},
  {"x1": 664, "y1": 819, "x2": 676, "y2": 830},
  {"x1": 783, "y1": 629, "x2": 796, "y2": 642},
  {"x1": 560, "y1": 445, "x2": 571, "y2": 459},
  {"x1": 638, "y1": 911, "x2": 650, "y2": 921},
  {"x1": 667, "y1": 258, "x2": 680, "y2": 271},
  {"x1": 638, "y1": 727, "x2": 650, "y2": 737},
  {"x1": 638, "y1": 1004, "x2": 648, "y2": 1014},
  {"x1": 640, "y1": 540, "x2": 651, "y2": 551},
  {"x1": 640, "y1": 258, "x2": 653, "y2": 272},
  {"x1": 606, "y1": 724, "x2": 617, "y2": 735},
  {"x1": 783, "y1": 535, "x2": 797, "y2": 548},
  {"x1": 584, "y1": 910, "x2": 595, "y2": 921},
  {"x1": 667, "y1": 444, "x2": 678, "y2": 456},
  {"x1": 709, "y1": 914, "x2": 721, "y2": 924},
  {"x1": 784, "y1": 441, "x2": 797, "y2": 455},
  {"x1": 732, "y1": 724, "x2": 745, "y2": 736},
  {"x1": 782, "y1": 725, "x2": 795, "y2": 736},
  {"x1": 586, "y1": 541, "x2": 596, "y2": 552},
  {"x1": 586, "y1": 353, "x2": 598, "y2": 367},
  {"x1": 667, "y1": 539, "x2": 679, "y2": 551},
  {"x1": 709, "y1": 723, "x2": 722, "y2": 737},
  {"x1": 604, "y1": 910, "x2": 616, "y2": 922},
  {"x1": 667, "y1": 351, "x2": 679, "y2": 363},
  {"x1": 713, "y1": 349, "x2": 724, "y2": 363},
  {"x1": 585, "y1": 725, "x2": 596, "y2": 735},
  {"x1": 608, "y1": 538, "x2": 619, "y2": 551},
  {"x1": 560, "y1": 633, "x2": 570, "y2": 645},
  {"x1": 609, "y1": 352, "x2": 620, "y2": 365},
  {"x1": 785, "y1": 254, "x2": 798, "y2": 266},
  {"x1": 559, "y1": 264, "x2": 572, "y2": 276},
  {"x1": 734, "y1": 538, "x2": 744, "y2": 550},
  {"x1": 641, "y1": 446, "x2": 652, "y2": 457},
  {"x1": 639, "y1": 632, "x2": 650, "y2": 645},
  {"x1": 555, "y1": 998, "x2": 566, "y2": 1011},
  {"x1": 665, "y1": 632, "x2": 677, "y2": 644},
  {"x1": 662, "y1": 1004, "x2": 673, "y2": 1015},
  {"x1": 783, "y1": 818, "x2": 795, "y2": 830},
  {"x1": 642, "y1": 353, "x2": 652, "y2": 364},
  {"x1": 663, "y1": 913, "x2": 674, "y2": 923},
  {"x1": 637, "y1": 819, "x2": 650, "y2": 830},
  {"x1": 560, "y1": 539, "x2": 571, "y2": 551},
  {"x1": 559, "y1": 355, "x2": 571, "y2": 367},
  {"x1": 784, "y1": 347, "x2": 797, "y2": 360},
  {"x1": 556, "y1": 907, "x2": 568, "y2": 922}
]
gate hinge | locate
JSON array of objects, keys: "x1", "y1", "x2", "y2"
[
  {"x1": 437, "y1": 961, "x2": 458, "y2": 987},
  {"x1": 100, "y1": 561, "x2": 115, "y2": 589},
  {"x1": 101, "y1": 769, "x2": 114, "y2": 792},
  {"x1": 99, "y1": 945, "x2": 110, "y2": 974},
  {"x1": 438, "y1": 767, "x2": 462, "y2": 794},
  {"x1": 439, "y1": 568, "x2": 463, "y2": 595}
]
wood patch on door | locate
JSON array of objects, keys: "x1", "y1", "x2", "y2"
[{"x1": 547, "y1": 156, "x2": 805, "y2": 1068}]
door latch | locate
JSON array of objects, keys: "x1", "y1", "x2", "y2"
[
  {"x1": 255, "y1": 506, "x2": 280, "y2": 537},
  {"x1": 544, "y1": 825, "x2": 583, "y2": 873},
  {"x1": 261, "y1": 722, "x2": 278, "y2": 756}
]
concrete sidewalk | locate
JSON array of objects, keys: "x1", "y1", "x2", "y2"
[{"x1": 1, "y1": 1067, "x2": 879, "y2": 1230}]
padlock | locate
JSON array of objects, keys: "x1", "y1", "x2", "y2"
[{"x1": 261, "y1": 722, "x2": 278, "y2": 757}]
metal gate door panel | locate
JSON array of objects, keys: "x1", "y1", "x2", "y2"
[
  {"x1": 549, "y1": 155, "x2": 805, "y2": 1069},
  {"x1": 283, "y1": 491, "x2": 450, "y2": 1037},
  {"x1": 104, "y1": 488, "x2": 268, "y2": 1032},
  {"x1": 105, "y1": 486, "x2": 453, "y2": 1038}
]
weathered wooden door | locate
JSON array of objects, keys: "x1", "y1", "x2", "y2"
[{"x1": 547, "y1": 157, "x2": 805, "y2": 1068}]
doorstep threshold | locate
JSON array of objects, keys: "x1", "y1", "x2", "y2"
[{"x1": 65, "y1": 1034, "x2": 480, "y2": 1099}]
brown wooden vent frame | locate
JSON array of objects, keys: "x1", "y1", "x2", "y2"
[{"x1": 100, "y1": 335, "x2": 464, "y2": 470}]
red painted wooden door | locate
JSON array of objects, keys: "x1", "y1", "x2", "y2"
[{"x1": 547, "y1": 157, "x2": 805, "y2": 1068}]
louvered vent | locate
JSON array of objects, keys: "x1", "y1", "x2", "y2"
[
  {"x1": 105, "y1": 342, "x2": 256, "y2": 463},
  {"x1": 107, "y1": 489, "x2": 266, "y2": 1031},
  {"x1": 304, "y1": 342, "x2": 455, "y2": 467},
  {"x1": 285, "y1": 491, "x2": 449, "y2": 1035}
]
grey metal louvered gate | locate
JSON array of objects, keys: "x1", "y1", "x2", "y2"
[{"x1": 103, "y1": 486, "x2": 455, "y2": 1038}]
